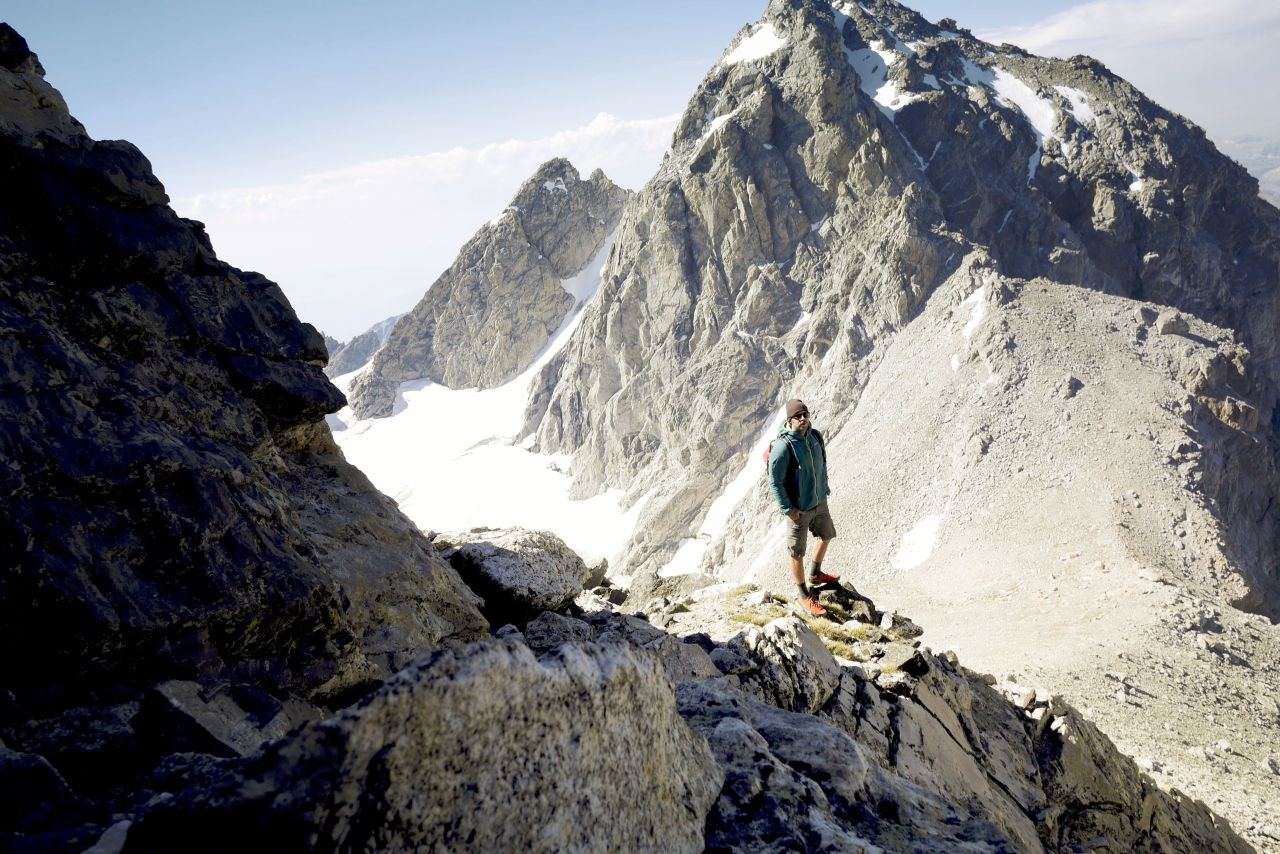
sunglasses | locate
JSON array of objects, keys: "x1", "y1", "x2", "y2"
[{"x1": 791, "y1": 411, "x2": 810, "y2": 420}]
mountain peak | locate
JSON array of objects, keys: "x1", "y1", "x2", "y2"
[
  {"x1": 347, "y1": 158, "x2": 629, "y2": 415},
  {"x1": 0, "y1": 23, "x2": 37, "y2": 72}
]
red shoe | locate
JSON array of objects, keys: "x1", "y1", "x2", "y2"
[
  {"x1": 800, "y1": 595, "x2": 827, "y2": 616},
  {"x1": 808, "y1": 571, "x2": 840, "y2": 585}
]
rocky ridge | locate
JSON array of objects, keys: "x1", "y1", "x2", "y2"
[
  {"x1": 107, "y1": 543, "x2": 1250, "y2": 852},
  {"x1": 0, "y1": 17, "x2": 486, "y2": 820},
  {"x1": 348, "y1": 158, "x2": 629, "y2": 416},
  {"x1": 0, "y1": 10, "x2": 1273, "y2": 853},
  {"x1": 322, "y1": 313, "x2": 401, "y2": 378}
]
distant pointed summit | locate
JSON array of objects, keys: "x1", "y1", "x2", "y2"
[{"x1": 349, "y1": 159, "x2": 629, "y2": 417}]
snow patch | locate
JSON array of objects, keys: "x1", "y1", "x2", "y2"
[
  {"x1": 543, "y1": 177, "x2": 567, "y2": 193},
  {"x1": 960, "y1": 57, "x2": 994, "y2": 88},
  {"x1": 487, "y1": 208, "x2": 511, "y2": 227},
  {"x1": 722, "y1": 22, "x2": 787, "y2": 65},
  {"x1": 961, "y1": 286, "x2": 987, "y2": 339},
  {"x1": 560, "y1": 230, "x2": 617, "y2": 305},
  {"x1": 991, "y1": 69, "x2": 1058, "y2": 142},
  {"x1": 890, "y1": 514, "x2": 942, "y2": 570},
  {"x1": 950, "y1": 353, "x2": 961, "y2": 372},
  {"x1": 332, "y1": 241, "x2": 635, "y2": 566},
  {"x1": 657, "y1": 411, "x2": 786, "y2": 577},
  {"x1": 691, "y1": 106, "x2": 741, "y2": 161},
  {"x1": 989, "y1": 68, "x2": 1058, "y2": 183},
  {"x1": 707, "y1": 111, "x2": 735, "y2": 135},
  {"x1": 832, "y1": 7, "x2": 920, "y2": 115},
  {"x1": 659, "y1": 538, "x2": 707, "y2": 577},
  {"x1": 1054, "y1": 85, "x2": 1096, "y2": 127},
  {"x1": 1123, "y1": 162, "x2": 1145, "y2": 193}
]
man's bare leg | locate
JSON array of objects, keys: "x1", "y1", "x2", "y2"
[
  {"x1": 813, "y1": 538, "x2": 830, "y2": 563},
  {"x1": 790, "y1": 555, "x2": 805, "y2": 585}
]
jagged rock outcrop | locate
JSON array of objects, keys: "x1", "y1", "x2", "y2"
[
  {"x1": 323, "y1": 313, "x2": 401, "y2": 378},
  {"x1": 116, "y1": 579, "x2": 1249, "y2": 853},
  {"x1": 349, "y1": 159, "x2": 629, "y2": 416},
  {"x1": 664, "y1": 583, "x2": 1250, "y2": 852},
  {"x1": 0, "y1": 24, "x2": 487, "y2": 844},
  {"x1": 730, "y1": 616, "x2": 843, "y2": 713},
  {"x1": 126, "y1": 640, "x2": 724, "y2": 853}
]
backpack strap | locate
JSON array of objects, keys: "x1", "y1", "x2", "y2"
[{"x1": 811, "y1": 428, "x2": 827, "y2": 469}]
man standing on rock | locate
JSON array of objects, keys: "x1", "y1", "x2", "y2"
[{"x1": 768, "y1": 399, "x2": 840, "y2": 616}]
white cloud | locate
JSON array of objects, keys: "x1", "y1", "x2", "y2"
[
  {"x1": 176, "y1": 112, "x2": 678, "y2": 340},
  {"x1": 979, "y1": 0, "x2": 1280, "y2": 143}
]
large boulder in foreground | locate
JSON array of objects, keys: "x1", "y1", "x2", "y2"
[
  {"x1": 439, "y1": 527, "x2": 590, "y2": 621},
  {"x1": 127, "y1": 640, "x2": 723, "y2": 852}
]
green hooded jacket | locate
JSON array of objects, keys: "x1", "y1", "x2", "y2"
[{"x1": 768, "y1": 426, "x2": 828, "y2": 515}]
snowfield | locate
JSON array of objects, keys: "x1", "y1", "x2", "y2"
[{"x1": 329, "y1": 236, "x2": 643, "y2": 566}]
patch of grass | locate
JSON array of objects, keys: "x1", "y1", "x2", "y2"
[
  {"x1": 806, "y1": 618, "x2": 857, "y2": 643},
  {"x1": 799, "y1": 611, "x2": 884, "y2": 660},
  {"x1": 728, "y1": 603, "x2": 788, "y2": 626},
  {"x1": 823, "y1": 639, "x2": 858, "y2": 660}
]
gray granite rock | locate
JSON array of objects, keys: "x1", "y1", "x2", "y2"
[
  {"x1": 522, "y1": 611, "x2": 592, "y2": 654},
  {"x1": 127, "y1": 640, "x2": 723, "y2": 853},
  {"x1": 441, "y1": 527, "x2": 590, "y2": 621},
  {"x1": 732, "y1": 616, "x2": 843, "y2": 714}
]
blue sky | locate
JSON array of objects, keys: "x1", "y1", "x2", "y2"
[
  {"x1": 6, "y1": 1, "x2": 1277, "y2": 338},
  {"x1": 8, "y1": 1, "x2": 1082, "y2": 192}
]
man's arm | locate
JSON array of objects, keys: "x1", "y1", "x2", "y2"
[{"x1": 767, "y1": 439, "x2": 797, "y2": 517}]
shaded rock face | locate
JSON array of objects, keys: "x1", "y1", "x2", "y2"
[
  {"x1": 127, "y1": 640, "x2": 724, "y2": 853},
  {"x1": 323, "y1": 313, "x2": 401, "y2": 378},
  {"x1": 0, "y1": 27, "x2": 486, "y2": 709},
  {"x1": 520, "y1": 0, "x2": 1280, "y2": 592},
  {"x1": 349, "y1": 159, "x2": 629, "y2": 416}
]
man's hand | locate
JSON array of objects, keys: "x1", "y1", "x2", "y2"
[{"x1": 788, "y1": 510, "x2": 802, "y2": 522}]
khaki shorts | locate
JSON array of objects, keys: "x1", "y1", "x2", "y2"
[{"x1": 787, "y1": 501, "x2": 836, "y2": 557}]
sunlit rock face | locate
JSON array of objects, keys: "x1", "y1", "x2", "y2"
[{"x1": 348, "y1": 158, "x2": 629, "y2": 417}]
